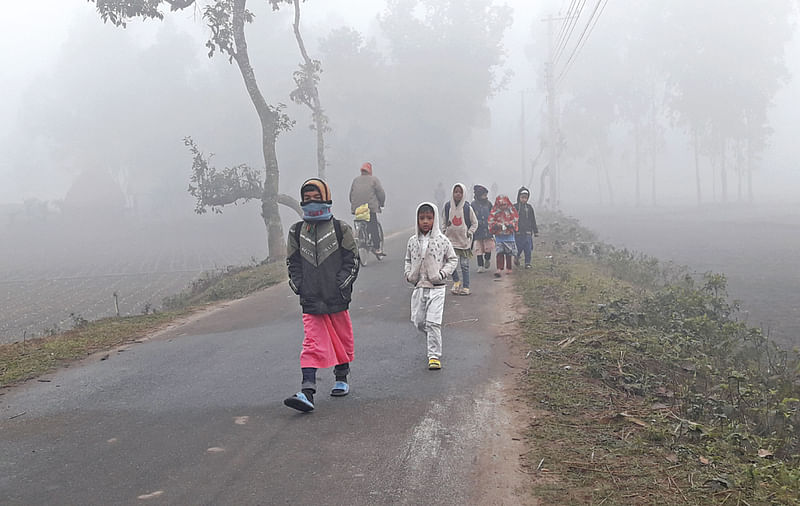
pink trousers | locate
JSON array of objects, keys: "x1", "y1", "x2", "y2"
[{"x1": 300, "y1": 310, "x2": 355, "y2": 368}]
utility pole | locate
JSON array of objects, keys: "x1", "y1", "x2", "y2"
[
  {"x1": 541, "y1": 12, "x2": 578, "y2": 209},
  {"x1": 520, "y1": 88, "x2": 534, "y2": 186}
]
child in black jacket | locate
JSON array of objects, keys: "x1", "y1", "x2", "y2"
[
  {"x1": 285, "y1": 178, "x2": 360, "y2": 412},
  {"x1": 514, "y1": 187, "x2": 539, "y2": 269}
]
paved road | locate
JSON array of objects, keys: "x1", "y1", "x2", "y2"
[{"x1": 1, "y1": 231, "x2": 521, "y2": 505}]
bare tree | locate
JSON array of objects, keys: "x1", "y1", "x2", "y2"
[
  {"x1": 90, "y1": 0, "x2": 303, "y2": 260},
  {"x1": 289, "y1": 0, "x2": 329, "y2": 180}
]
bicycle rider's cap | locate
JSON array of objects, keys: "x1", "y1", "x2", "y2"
[
  {"x1": 300, "y1": 178, "x2": 332, "y2": 205},
  {"x1": 360, "y1": 162, "x2": 373, "y2": 175}
]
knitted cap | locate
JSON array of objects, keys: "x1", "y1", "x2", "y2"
[
  {"x1": 300, "y1": 178, "x2": 332, "y2": 204},
  {"x1": 360, "y1": 162, "x2": 373, "y2": 175}
]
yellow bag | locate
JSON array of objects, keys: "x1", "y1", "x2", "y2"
[{"x1": 355, "y1": 203, "x2": 371, "y2": 221}]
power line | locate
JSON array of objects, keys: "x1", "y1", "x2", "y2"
[
  {"x1": 552, "y1": 0, "x2": 579, "y2": 63},
  {"x1": 553, "y1": 0, "x2": 587, "y2": 67},
  {"x1": 556, "y1": 0, "x2": 609, "y2": 86}
]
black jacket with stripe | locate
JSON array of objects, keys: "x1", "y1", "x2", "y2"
[{"x1": 287, "y1": 218, "x2": 359, "y2": 314}]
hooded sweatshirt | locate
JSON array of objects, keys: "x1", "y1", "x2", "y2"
[
  {"x1": 488, "y1": 195, "x2": 519, "y2": 243},
  {"x1": 405, "y1": 202, "x2": 458, "y2": 289},
  {"x1": 441, "y1": 183, "x2": 478, "y2": 250}
]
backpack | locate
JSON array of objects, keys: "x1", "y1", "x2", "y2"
[
  {"x1": 444, "y1": 201, "x2": 472, "y2": 229},
  {"x1": 294, "y1": 218, "x2": 343, "y2": 247}
]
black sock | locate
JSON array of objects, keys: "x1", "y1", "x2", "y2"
[
  {"x1": 301, "y1": 388, "x2": 315, "y2": 403},
  {"x1": 334, "y1": 363, "x2": 350, "y2": 383}
]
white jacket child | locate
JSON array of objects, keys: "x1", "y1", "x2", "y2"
[{"x1": 404, "y1": 202, "x2": 458, "y2": 362}]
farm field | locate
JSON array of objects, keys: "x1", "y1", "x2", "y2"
[
  {"x1": 571, "y1": 201, "x2": 800, "y2": 348},
  {"x1": 0, "y1": 211, "x2": 267, "y2": 344}
]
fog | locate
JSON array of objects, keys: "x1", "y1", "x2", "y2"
[{"x1": 1, "y1": 0, "x2": 799, "y2": 343}]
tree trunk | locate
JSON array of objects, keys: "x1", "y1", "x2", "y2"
[
  {"x1": 293, "y1": 0, "x2": 326, "y2": 180},
  {"x1": 650, "y1": 88, "x2": 657, "y2": 207},
  {"x1": 231, "y1": 0, "x2": 286, "y2": 260},
  {"x1": 711, "y1": 154, "x2": 717, "y2": 202},
  {"x1": 747, "y1": 139, "x2": 754, "y2": 203},
  {"x1": 720, "y1": 139, "x2": 728, "y2": 203},
  {"x1": 693, "y1": 128, "x2": 701, "y2": 206},
  {"x1": 538, "y1": 164, "x2": 549, "y2": 208},
  {"x1": 736, "y1": 140, "x2": 743, "y2": 202},
  {"x1": 634, "y1": 125, "x2": 641, "y2": 207}
]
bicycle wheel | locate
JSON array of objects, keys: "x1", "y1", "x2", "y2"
[
  {"x1": 355, "y1": 220, "x2": 369, "y2": 266},
  {"x1": 374, "y1": 221, "x2": 385, "y2": 261}
]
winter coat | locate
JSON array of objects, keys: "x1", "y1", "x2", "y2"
[
  {"x1": 472, "y1": 197, "x2": 493, "y2": 240},
  {"x1": 287, "y1": 218, "x2": 359, "y2": 314},
  {"x1": 405, "y1": 202, "x2": 458, "y2": 289},
  {"x1": 489, "y1": 195, "x2": 519, "y2": 242},
  {"x1": 441, "y1": 183, "x2": 478, "y2": 250},
  {"x1": 515, "y1": 187, "x2": 539, "y2": 236},
  {"x1": 349, "y1": 174, "x2": 386, "y2": 214},
  {"x1": 515, "y1": 202, "x2": 539, "y2": 236}
]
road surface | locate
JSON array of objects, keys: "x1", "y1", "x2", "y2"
[{"x1": 1, "y1": 231, "x2": 528, "y2": 505}]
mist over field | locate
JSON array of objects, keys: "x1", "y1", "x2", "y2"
[{"x1": 1, "y1": 0, "x2": 798, "y2": 343}]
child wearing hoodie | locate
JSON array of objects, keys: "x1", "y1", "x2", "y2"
[
  {"x1": 514, "y1": 186, "x2": 539, "y2": 269},
  {"x1": 442, "y1": 183, "x2": 478, "y2": 295},
  {"x1": 488, "y1": 195, "x2": 519, "y2": 278},
  {"x1": 471, "y1": 185, "x2": 494, "y2": 273},
  {"x1": 405, "y1": 202, "x2": 458, "y2": 370},
  {"x1": 284, "y1": 178, "x2": 360, "y2": 412}
]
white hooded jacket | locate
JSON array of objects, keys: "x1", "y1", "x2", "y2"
[
  {"x1": 442, "y1": 183, "x2": 478, "y2": 250},
  {"x1": 404, "y1": 202, "x2": 458, "y2": 288}
]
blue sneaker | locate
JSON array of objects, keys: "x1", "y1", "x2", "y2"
[
  {"x1": 284, "y1": 392, "x2": 314, "y2": 412},
  {"x1": 330, "y1": 381, "x2": 350, "y2": 397}
]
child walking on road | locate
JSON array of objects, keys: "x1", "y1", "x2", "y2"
[
  {"x1": 442, "y1": 183, "x2": 478, "y2": 295},
  {"x1": 405, "y1": 202, "x2": 458, "y2": 370},
  {"x1": 488, "y1": 195, "x2": 519, "y2": 278},
  {"x1": 471, "y1": 185, "x2": 494, "y2": 273},
  {"x1": 285, "y1": 178, "x2": 360, "y2": 412},
  {"x1": 514, "y1": 187, "x2": 539, "y2": 269}
]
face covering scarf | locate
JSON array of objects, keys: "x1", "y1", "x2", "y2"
[{"x1": 302, "y1": 202, "x2": 333, "y2": 221}]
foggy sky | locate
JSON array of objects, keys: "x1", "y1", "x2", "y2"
[{"x1": 1, "y1": 0, "x2": 798, "y2": 206}]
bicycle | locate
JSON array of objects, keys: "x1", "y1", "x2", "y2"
[{"x1": 353, "y1": 207, "x2": 384, "y2": 267}]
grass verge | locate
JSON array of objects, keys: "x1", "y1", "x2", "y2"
[
  {"x1": 0, "y1": 260, "x2": 286, "y2": 388},
  {"x1": 517, "y1": 211, "x2": 799, "y2": 505}
]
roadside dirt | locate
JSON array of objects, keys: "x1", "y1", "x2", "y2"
[{"x1": 471, "y1": 277, "x2": 539, "y2": 506}]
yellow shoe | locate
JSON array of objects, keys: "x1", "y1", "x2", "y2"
[
  {"x1": 428, "y1": 357, "x2": 442, "y2": 370},
  {"x1": 451, "y1": 281, "x2": 462, "y2": 295},
  {"x1": 460, "y1": 287, "x2": 470, "y2": 296}
]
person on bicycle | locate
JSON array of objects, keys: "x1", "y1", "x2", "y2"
[{"x1": 349, "y1": 162, "x2": 387, "y2": 258}]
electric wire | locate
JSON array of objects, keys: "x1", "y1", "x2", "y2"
[
  {"x1": 553, "y1": 0, "x2": 587, "y2": 67},
  {"x1": 552, "y1": 0, "x2": 579, "y2": 63},
  {"x1": 556, "y1": 0, "x2": 609, "y2": 86}
]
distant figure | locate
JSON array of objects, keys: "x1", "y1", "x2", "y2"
[
  {"x1": 471, "y1": 185, "x2": 494, "y2": 273},
  {"x1": 441, "y1": 183, "x2": 477, "y2": 296},
  {"x1": 349, "y1": 162, "x2": 386, "y2": 258},
  {"x1": 433, "y1": 181, "x2": 446, "y2": 211},
  {"x1": 490, "y1": 182, "x2": 499, "y2": 199},
  {"x1": 404, "y1": 202, "x2": 458, "y2": 370},
  {"x1": 514, "y1": 187, "x2": 539, "y2": 269},
  {"x1": 488, "y1": 195, "x2": 518, "y2": 277},
  {"x1": 285, "y1": 178, "x2": 360, "y2": 412}
]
